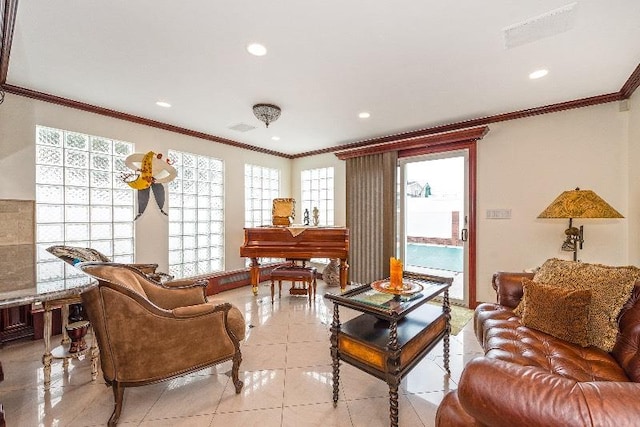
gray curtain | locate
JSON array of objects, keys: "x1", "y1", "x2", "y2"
[{"x1": 346, "y1": 151, "x2": 397, "y2": 284}]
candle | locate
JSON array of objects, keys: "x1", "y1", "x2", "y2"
[{"x1": 390, "y1": 257, "x2": 403, "y2": 291}]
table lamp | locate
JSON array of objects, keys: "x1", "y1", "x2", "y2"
[{"x1": 537, "y1": 187, "x2": 623, "y2": 261}]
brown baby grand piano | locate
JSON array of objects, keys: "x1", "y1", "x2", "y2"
[{"x1": 240, "y1": 227, "x2": 349, "y2": 295}]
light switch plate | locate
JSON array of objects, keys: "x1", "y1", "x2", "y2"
[{"x1": 486, "y1": 209, "x2": 512, "y2": 219}]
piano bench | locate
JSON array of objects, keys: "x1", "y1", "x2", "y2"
[{"x1": 270, "y1": 266, "x2": 317, "y2": 304}]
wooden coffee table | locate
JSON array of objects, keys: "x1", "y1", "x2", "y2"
[{"x1": 325, "y1": 272, "x2": 452, "y2": 427}]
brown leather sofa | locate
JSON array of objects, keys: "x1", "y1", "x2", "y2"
[{"x1": 436, "y1": 272, "x2": 640, "y2": 427}]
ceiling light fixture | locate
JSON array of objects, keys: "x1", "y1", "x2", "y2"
[
  {"x1": 529, "y1": 69, "x2": 549, "y2": 79},
  {"x1": 358, "y1": 112, "x2": 371, "y2": 119},
  {"x1": 155, "y1": 101, "x2": 171, "y2": 108},
  {"x1": 271, "y1": 136, "x2": 281, "y2": 141},
  {"x1": 253, "y1": 104, "x2": 281, "y2": 128},
  {"x1": 247, "y1": 43, "x2": 267, "y2": 56}
]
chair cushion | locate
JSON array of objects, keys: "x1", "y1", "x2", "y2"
[
  {"x1": 271, "y1": 266, "x2": 317, "y2": 280},
  {"x1": 520, "y1": 279, "x2": 591, "y2": 347}
]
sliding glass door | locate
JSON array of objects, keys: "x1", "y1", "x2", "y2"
[{"x1": 398, "y1": 150, "x2": 469, "y2": 305}]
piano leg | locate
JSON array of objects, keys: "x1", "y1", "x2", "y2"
[
  {"x1": 250, "y1": 258, "x2": 260, "y2": 296},
  {"x1": 339, "y1": 259, "x2": 349, "y2": 291}
]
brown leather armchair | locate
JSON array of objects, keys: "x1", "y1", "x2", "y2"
[{"x1": 78, "y1": 262, "x2": 245, "y2": 426}]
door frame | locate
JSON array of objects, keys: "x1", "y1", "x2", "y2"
[{"x1": 398, "y1": 140, "x2": 477, "y2": 308}]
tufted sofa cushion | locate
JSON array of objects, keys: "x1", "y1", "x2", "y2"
[{"x1": 476, "y1": 303, "x2": 629, "y2": 382}]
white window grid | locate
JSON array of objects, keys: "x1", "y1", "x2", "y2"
[
  {"x1": 168, "y1": 150, "x2": 224, "y2": 279},
  {"x1": 35, "y1": 125, "x2": 135, "y2": 285},
  {"x1": 301, "y1": 167, "x2": 334, "y2": 226},
  {"x1": 244, "y1": 164, "x2": 281, "y2": 264},
  {"x1": 301, "y1": 167, "x2": 334, "y2": 264}
]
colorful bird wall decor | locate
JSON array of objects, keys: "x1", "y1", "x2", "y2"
[{"x1": 122, "y1": 151, "x2": 177, "y2": 219}]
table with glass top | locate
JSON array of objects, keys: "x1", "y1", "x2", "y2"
[
  {"x1": 324, "y1": 272, "x2": 453, "y2": 427},
  {"x1": 0, "y1": 244, "x2": 98, "y2": 390}
]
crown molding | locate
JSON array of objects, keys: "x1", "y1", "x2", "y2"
[
  {"x1": 334, "y1": 126, "x2": 489, "y2": 160},
  {"x1": 296, "y1": 92, "x2": 622, "y2": 159},
  {"x1": 620, "y1": 63, "x2": 640, "y2": 100},
  {"x1": 1, "y1": 84, "x2": 292, "y2": 159}
]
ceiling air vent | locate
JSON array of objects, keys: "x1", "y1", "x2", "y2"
[
  {"x1": 228, "y1": 123, "x2": 256, "y2": 132},
  {"x1": 503, "y1": 2, "x2": 578, "y2": 49}
]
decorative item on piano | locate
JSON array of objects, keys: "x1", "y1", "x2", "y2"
[
  {"x1": 272, "y1": 198, "x2": 295, "y2": 226},
  {"x1": 389, "y1": 257, "x2": 403, "y2": 291},
  {"x1": 303, "y1": 209, "x2": 310, "y2": 226},
  {"x1": 312, "y1": 206, "x2": 319, "y2": 226}
]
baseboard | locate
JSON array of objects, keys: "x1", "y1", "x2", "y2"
[{"x1": 203, "y1": 263, "x2": 284, "y2": 295}]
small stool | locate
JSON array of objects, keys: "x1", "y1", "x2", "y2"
[{"x1": 270, "y1": 265, "x2": 317, "y2": 304}]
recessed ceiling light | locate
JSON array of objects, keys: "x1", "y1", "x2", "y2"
[
  {"x1": 247, "y1": 43, "x2": 267, "y2": 56},
  {"x1": 155, "y1": 101, "x2": 171, "y2": 108},
  {"x1": 529, "y1": 69, "x2": 548, "y2": 79},
  {"x1": 271, "y1": 136, "x2": 281, "y2": 141},
  {"x1": 358, "y1": 112, "x2": 371, "y2": 119}
]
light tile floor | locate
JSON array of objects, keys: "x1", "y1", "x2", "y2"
[{"x1": 0, "y1": 280, "x2": 483, "y2": 426}]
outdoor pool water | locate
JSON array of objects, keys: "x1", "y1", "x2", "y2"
[{"x1": 406, "y1": 243, "x2": 463, "y2": 272}]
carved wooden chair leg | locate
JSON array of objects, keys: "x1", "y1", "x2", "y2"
[
  {"x1": 109, "y1": 381, "x2": 125, "y2": 427},
  {"x1": 232, "y1": 349, "x2": 244, "y2": 393}
]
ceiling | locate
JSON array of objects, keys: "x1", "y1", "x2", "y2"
[{"x1": 6, "y1": 1, "x2": 640, "y2": 157}]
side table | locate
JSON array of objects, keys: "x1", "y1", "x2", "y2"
[
  {"x1": 325, "y1": 272, "x2": 453, "y2": 427},
  {"x1": 41, "y1": 296, "x2": 99, "y2": 390}
]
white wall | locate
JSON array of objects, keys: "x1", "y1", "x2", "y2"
[
  {"x1": 0, "y1": 94, "x2": 291, "y2": 273},
  {"x1": 476, "y1": 102, "x2": 630, "y2": 302},
  {"x1": 627, "y1": 91, "x2": 640, "y2": 264}
]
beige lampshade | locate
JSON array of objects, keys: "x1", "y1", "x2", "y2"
[{"x1": 537, "y1": 188, "x2": 623, "y2": 219}]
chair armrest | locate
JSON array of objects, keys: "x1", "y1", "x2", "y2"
[
  {"x1": 491, "y1": 272, "x2": 534, "y2": 308},
  {"x1": 458, "y1": 358, "x2": 640, "y2": 427},
  {"x1": 163, "y1": 278, "x2": 208, "y2": 289},
  {"x1": 142, "y1": 281, "x2": 207, "y2": 309},
  {"x1": 128, "y1": 263, "x2": 159, "y2": 274},
  {"x1": 172, "y1": 303, "x2": 217, "y2": 318}
]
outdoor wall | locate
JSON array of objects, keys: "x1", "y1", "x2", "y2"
[
  {"x1": 476, "y1": 101, "x2": 630, "y2": 302},
  {"x1": 0, "y1": 93, "x2": 292, "y2": 274}
]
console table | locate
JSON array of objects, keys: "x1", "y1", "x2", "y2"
[
  {"x1": 325, "y1": 272, "x2": 452, "y2": 427},
  {"x1": 0, "y1": 245, "x2": 98, "y2": 390}
]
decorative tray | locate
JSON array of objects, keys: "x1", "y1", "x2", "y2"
[{"x1": 371, "y1": 279, "x2": 424, "y2": 296}]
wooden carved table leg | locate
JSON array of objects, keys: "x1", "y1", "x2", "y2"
[
  {"x1": 42, "y1": 305, "x2": 53, "y2": 390},
  {"x1": 388, "y1": 320, "x2": 400, "y2": 427},
  {"x1": 443, "y1": 289, "x2": 451, "y2": 374},
  {"x1": 90, "y1": 326, "x2": 99, "y2": 381},
  {"x1": 61, "y1": 304, "x2": 70, "y2": 369},
  {"x1": 330, "y1": 303, "x2": 341, "y2": 406},
  {"x1": 1, "y1": 360, "x2": 5, "y2": 427}
]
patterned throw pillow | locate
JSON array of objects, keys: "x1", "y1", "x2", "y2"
[
  {"x1": 520, "y1": 279, "x2": 591, "y2": 347},
  {"x1": 515, "y1": 258, "x2": 640, "y2": 352}
]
